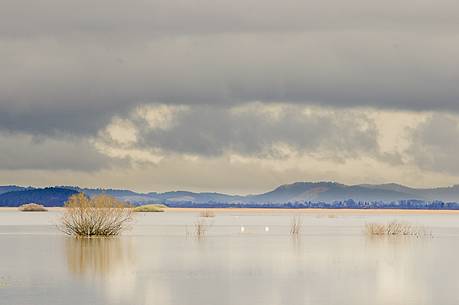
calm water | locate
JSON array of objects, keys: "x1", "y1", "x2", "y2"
[{"x1": 1, "y1": 210, "x2": 459, "y2": 305}]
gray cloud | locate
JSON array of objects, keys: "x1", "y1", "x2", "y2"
[
  {"x1": 0, "y1": 103, "x2": 125, "y2": 136},
  {"x1": 0, "y1": 132, "x2": 111, "y2": 171},
  {"x1": 1, "y1": 0, "x2": 459, "y2": 37},
  {"x1": 1, "y1": 0, "x2": 459, "y2": 189},
  {"x1": 117, "y1": 105, "x2": 383, "y2": 161},
  {"x1": 3, "y1": 33, "x2": 459, "y2": 111},
  {"x1": 407, "y1": 114, "x2": 459, "y2": 175},
  {"x1": 1, "y1": 0, "x2": 459, "y2": 137}
]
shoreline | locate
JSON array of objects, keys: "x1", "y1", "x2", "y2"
[
  {"x1": 2, "y1": 206, "x2": 459, "y2": 215},
  {"x1": 163, "y1": 207, "x2": 459, "y2": 215}
]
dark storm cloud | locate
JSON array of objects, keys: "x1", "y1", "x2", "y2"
[{"x1": 1, "y1": 0, "x2": 459, "y2": 137}]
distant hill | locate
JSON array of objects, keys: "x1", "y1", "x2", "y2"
[
  {"x1": 147, "y1": 191, "x2": 243, "y2": 204},
  {"x1": 58, "y1": 186, "x2": 141, "y2": 199},
  {"x1": 103, "y1": 182, "x2": 459, "y2": 204},
  {"x1": 1, "y1": 182, "x2": 459, "y2": 207},
  {"x1": 139, "y1": 182, "x2": 459, "y2": 204},
  {"x1": 245, "y1": 182, "x2": 422, "y2": 204},
  {"x1": 0, "y1": 185, "x2": 30, "y2": 195},
  {"x1": 0, "y1": 187, "x2": 78, "y2": 207}
]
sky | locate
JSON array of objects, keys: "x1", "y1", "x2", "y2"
[{"x1": 1, "y1": 0, "x2": 459, "y2": 194}]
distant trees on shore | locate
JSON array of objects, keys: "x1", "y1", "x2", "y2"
[{"x1": 164, "y1": 199, "x2": 459, "y2": 210}]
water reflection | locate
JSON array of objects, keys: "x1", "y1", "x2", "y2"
[
  {"x1": 3, "y1": 211, "x2": 459, "y2": 305},
  {"x1": 64, "y1": 237, "x2": 138, "y2": 304},
  {"x1": 65, "y1": 237, "x2": 134, "y2": 278}
]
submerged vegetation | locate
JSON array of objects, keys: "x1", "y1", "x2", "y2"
[
  {"x1": 290, "y1": 216, "x2": 302, "y2": 236},
  {"x1": 192, "y1": 218, "x2": 212, "y2": 239},
  {"x1": 59, "y1": 193, "x2": 133, "y2": 237},
  {"x1": 365, "y1": 221, "x2": 430, "y2": 237},
  {"x1": 133, "y1": 204, "x2": 166, "y2": 212},
  {"x1": 18, "y1": 203, "x2": 47, "y2": 212},
  {"x1": 199, "y1": 209, "x2": 215, "y2": 217}
]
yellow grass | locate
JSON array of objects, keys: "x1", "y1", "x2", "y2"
[
  {"x1": 59, "y1": 193, "x2": 134, "y2": 237},
  {"x1": 133, "y1": 204, "x2": 166, "y2": 212},
  {"x1": 18, "y1": 203, "x2": 47, "y2": 212},
  {"x1": 365, "y1": 221, "x2": 429, "y2": 237}
]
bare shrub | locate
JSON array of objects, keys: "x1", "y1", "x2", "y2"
[
  {"x1": 365, "y1": 223, "x2": 386, "y2": 235},
  {"x1": 194, "y1": 218, "x2": 211, "y2": 238},
  {"x1": 290, "y1": 216, "x2": 302, "y2": 236},
  {"x1": 365, "y1": 221, "x2": 430, "y2": 237},
  {"x1": 199, "y1": 209, "x2": 215, "y2": 218},
  {"x1": 18, "y1": 203, "x2": 47, "y2": 212},
  {"x1": 59, "y1": 193, "x2": 133, "y2": 237}
]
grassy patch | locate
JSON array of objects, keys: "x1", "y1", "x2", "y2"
[
  {"x1": 133, "y1": 204, "x2": 166, "y2": 212},
  {"x1": 18, "y1": 203, "x2": 47, "y2": 212}
]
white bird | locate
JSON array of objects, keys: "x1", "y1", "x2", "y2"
[
  {"x1": 240, "y1": 226, "x2": 245, "y2": 233},
  {"x1": 265, "y1": 226, "x2": 270, "y2": 232}
]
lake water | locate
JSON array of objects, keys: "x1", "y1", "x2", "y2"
[{"x1": 1, "y1": 209, "x2": 459, "y2": 305}]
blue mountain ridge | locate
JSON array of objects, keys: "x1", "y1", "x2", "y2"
[
  {"x1": 0, "y1": 187, "x2": 78, "y2": 206},
  {"x1": 1, "y1": 182, "x2": 459, "y2": 208}
]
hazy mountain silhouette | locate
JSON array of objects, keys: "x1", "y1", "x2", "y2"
[
  {"x1": 0, "y1": 187, "x2": 78, "y2": 206},
  {"x1": 1, "y1": 182, "x2": 459, "y2": 206},
  {"x1": 244, "y1": 182, "x2": 422, "y2": 203},
  {"x1": 0, "y1": 185, "x2": 32, "y2": 195}
]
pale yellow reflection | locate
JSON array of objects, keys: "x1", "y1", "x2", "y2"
[{"x1": 65, "y1": 237, "x2": 134, "y2": 278}]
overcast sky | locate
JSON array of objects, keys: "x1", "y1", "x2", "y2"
[{"x1": 1, "y1": 0, "x2": 459, "y2": 193}]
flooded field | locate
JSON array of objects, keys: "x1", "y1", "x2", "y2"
[{"x1": 1, "y1": 209, "x2": 459, "y2": 305}]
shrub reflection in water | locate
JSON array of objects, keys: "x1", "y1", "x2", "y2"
[{"x1": 65, "y1": 237, "x2": 134, "y2": 278}]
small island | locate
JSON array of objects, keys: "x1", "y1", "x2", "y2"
[
  {"x1": 133, "y1": 204, "x2": 166, "y2": 212},
  {"x1": 18, "y1": 203, "x2": 48, "y2": 212}
]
